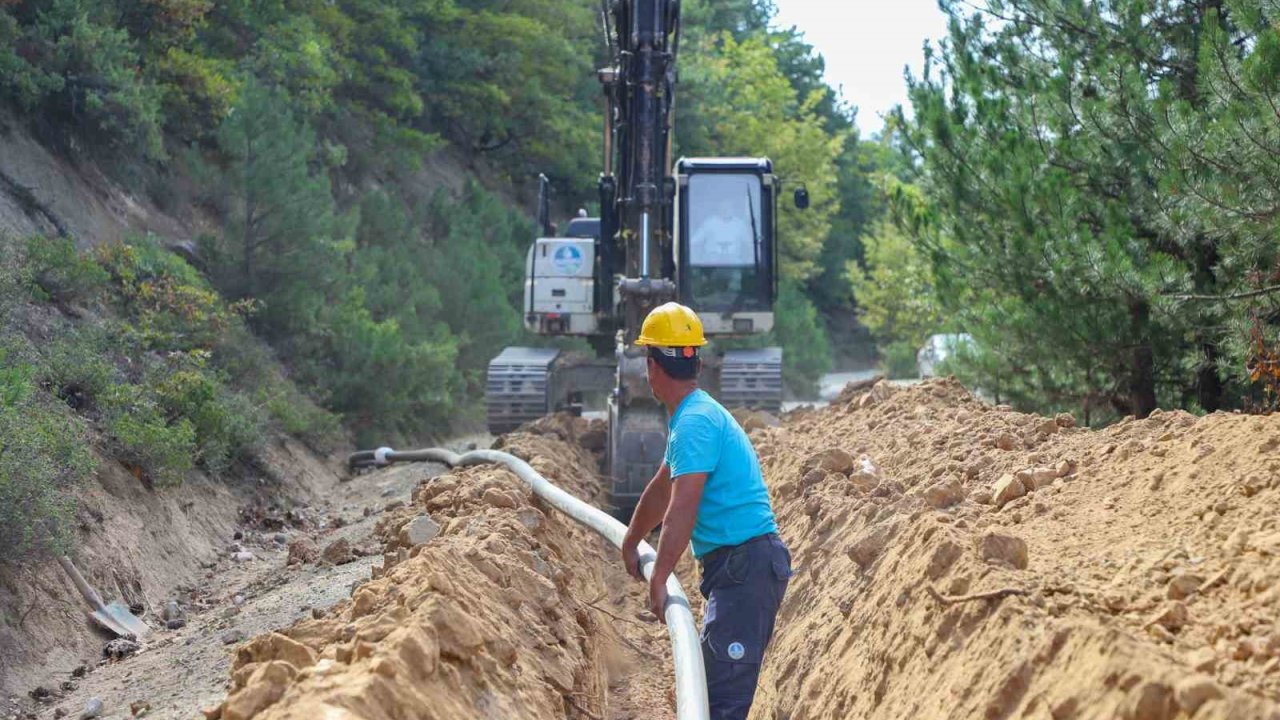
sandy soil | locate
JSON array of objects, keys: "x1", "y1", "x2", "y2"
[
  {"x1": 22, "y1": 378, "x2": 1280, "y2": 720},
  {"x1": 752, "y1": 378, "x2": 1280, "y2": 719},
  {"x1": 205, "y1": 420, "x2": 677, "y2": 720}
]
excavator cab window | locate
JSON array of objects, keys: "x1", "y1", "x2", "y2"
[{"x1": 679, "y1": 170, "x2": 772, "y2": 313}]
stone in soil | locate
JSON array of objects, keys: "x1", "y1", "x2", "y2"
[
  {"x1": 400, "y1": 515, "x2": 441, "y2": 547},
  {"x1": 923, "y1": 481, "x2": 966, "y2": 509},
  {"x1": 103, "y1": 638, "x2": 141, "y2": 660},
  {"x1": 322, "y1": 538, "x2": 355, "y2": 565},
  {"x1": 980, "y1": 532, "x2": 1029, "y2": 570},
  {"x1": 1174, "y1": 676, "x2": 1223, "y2": 712},
  {"x1": 1166, "y1": 573, "x2": 1204, "y2": 600},
  {"x1": 79, "y1": 697, "x2": 103, "y2": 719},
  {"x1": 992, "y1": 473, "x2": 1026, "y2": 508},
  {"x1": 481, "y1": 488, "x2": 518, "y2": 509},
  {"x1": 803, "y1": 448, "x2": 855, "y2": 475},
  {"x1": 287, "y1": 537, "x2": 319, "y2": 566},
  {"x1": 162, "y1": 600, "x2": 183, "y2": 623}
]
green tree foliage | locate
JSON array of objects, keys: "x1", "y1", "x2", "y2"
[
  {"x1": 678, "y1": 33, "x2": 843, "y2": 282},
  {"x1": 0, "y1": 0, "x2": 165, "y2": 158},
  {"x1": 848, "y1": 210, "x2": 944, "y2": 377},
  {"x1": 200, "y1": 81, "x2": 351, "y2": 341},
  {"x1": 3, "y1": 0, "x2": 877, "y2": 431},
  {"x1": 771, "y1": 279, "x2": 833, "y2": 394},
  {"x1": 897, "y1": 0, "x2": 1280, "y2": 422},
  {"x1": 1158, "y1": 0, "x2": 1280, "y2": 395},
  {"x1": 419, "y1": 183, "x2": 530, "y2": 394}
]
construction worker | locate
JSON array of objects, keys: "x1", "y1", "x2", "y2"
[{"x1": 620, "y1": 302, "x2": 791, "y2": 720}]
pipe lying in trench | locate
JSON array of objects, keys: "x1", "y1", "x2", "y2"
[{"x1": 348, "y1": 446, "x2": 710, "y2": 720}]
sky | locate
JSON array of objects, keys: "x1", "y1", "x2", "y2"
[{"x1": 772, "y1": 0, "x2": 951, "y2": 136}]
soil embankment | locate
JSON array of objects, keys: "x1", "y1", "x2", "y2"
[
  {"x1": 209, "y1": 419, "x2": 674, "y2": 720},
  {"x1": 754, "y1": 378, "x2": 1280, "y2": 719},
  {"x1": 29, "y1": 379, "x2": 1280, "y2": 719}
]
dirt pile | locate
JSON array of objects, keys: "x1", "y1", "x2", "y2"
[
  {"x1": 752, "y1": 378, "x2": 1280, "y2": 719},
  {"x1": 210, "y1": 429, "x2": 673, "y2": 720}
]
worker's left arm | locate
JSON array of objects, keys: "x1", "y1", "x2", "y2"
[{"x1": 648, "y1": 471, "x2": 706, "y2": 622}]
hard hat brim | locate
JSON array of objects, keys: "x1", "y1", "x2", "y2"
[{"x1": 635, "y1": 335, "x2": 708, "y2": 348}]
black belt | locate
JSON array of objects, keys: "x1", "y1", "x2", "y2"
[{"x1": 699, "y1": 532, "x2": 778, "y2": 566}]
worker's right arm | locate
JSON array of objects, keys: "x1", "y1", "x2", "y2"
[{"x1": 621, "y1": 462, "x2": 672, "y2": 580}]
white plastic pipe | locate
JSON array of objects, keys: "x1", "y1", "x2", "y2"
[{"x1": 364, "y1": 447, "x2": 710, "y2": 720}]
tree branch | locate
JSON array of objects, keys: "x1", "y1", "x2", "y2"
[{"x1": 1169, "y1": 284, "x2": 1280, "y2": 301}]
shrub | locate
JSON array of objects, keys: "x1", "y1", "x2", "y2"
[
  {"x1": 151, "y1": 357, "x2": 266, "y2": 475},
  {"x1": 100, "y1": 383, "x2": 196, "y2": 487},
  {"x1": 96, "y1": 237, "x2": 254, "y2": 352},
  {"x1": 37, "y1": 328, "x2": 118, "y2": 412},
  {"x1": 24, "y1": 235, "x2": 109, "y2": 304},
  {"x1": 0, "y1": 349, "x2": 95, "y2": 558}
]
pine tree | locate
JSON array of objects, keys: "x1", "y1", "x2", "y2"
[
  {"x1": 900, "y1": 0, "x2": 1244, "y2": 421},
  {"x1": 204, "y1": 80, "x2": 350, "y2": 342}
]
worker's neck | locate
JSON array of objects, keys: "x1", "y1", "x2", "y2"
[{"x1": 662, "y1": 382, "x2": 699, "y2": 414}]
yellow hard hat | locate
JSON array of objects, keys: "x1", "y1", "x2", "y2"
[{"x1": 635, "y1": 302, "x2": 708, "y2": 348}]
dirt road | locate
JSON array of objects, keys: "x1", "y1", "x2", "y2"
[{"x1": 34, "y1": 445, "x2": 451, "y2": 719}]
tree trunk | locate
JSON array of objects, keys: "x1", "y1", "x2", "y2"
[
  {"x1": 1197, "y1": 342, "x2": 1225, "y2": 412},
  {"x1": 1129, "y1": 299, "x2": 1157, "y2": 418}
]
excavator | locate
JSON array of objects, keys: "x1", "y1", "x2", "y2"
[{"x1": 485, "y1": 0, "x2": 808, "y2": 515}]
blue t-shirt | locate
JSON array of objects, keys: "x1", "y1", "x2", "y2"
[{"x1": 664, "y1": 389, "x2": 778, "y2": 558}]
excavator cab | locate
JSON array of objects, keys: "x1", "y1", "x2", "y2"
[{"x1": 675, "y1": 157, "x2": 777, "y2": 336}]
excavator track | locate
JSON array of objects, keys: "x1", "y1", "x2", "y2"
[
  {"x1": 719, "y1": 347, "x2": 783, "y2": 412},
  {"x1": 485, "y1": 347, "x2": 559, "y2": 433}
]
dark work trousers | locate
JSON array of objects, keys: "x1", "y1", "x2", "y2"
[{"x1": 698, "y1": 533, "x2": 791, "y2": 720}]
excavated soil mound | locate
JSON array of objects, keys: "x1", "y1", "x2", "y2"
[
  {"x1": 208, "y1": 429, "x2": 674, "y2": 720},
  {"x1": 753, "y1": 378, "x2": 1280, "y2": 719}
]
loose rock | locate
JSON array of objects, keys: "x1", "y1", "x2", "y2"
[
  {"x1": 979, "y1": 532, "x2": 1029, "y2": 569},
  {"x1": 1028, "y1": 467, "x2": 1058, "y2": 491},
  {"x1": 322, "y1": 538, "x2": 354, "y2": 565},
  {"x1": 481, "y1": 488, "x2": 518, "y2": 509},
  {"x1": 1174, "y1": 676, "x2": 1223, "y2": 712},
  {"x1": 991, "y1": 474, "x2": 1026, "y2": 508},
  {"x1": 1036, "y1": 418, "x2": 1060, "y2": 435},
  {"x1": 80, "y1": 697, "x2": 103, "y2": 719},
  {"x1": 162, "y1": 600, "x2": 182, "y2": 622},
  {"x1": 803, "y1": 448, "x2": 855, "y2": 475},
  {"x1": 287, "y1": 538, "x2": 319, "y2": 566},
  {"x1": 923, "y1": 481, "x2": 966, "y2": 509},
  {"x1": 1166, "y1": 573, "x2": 1204, "y2": 600},
  {"x1": 400, "y1": 515, "x2": 441, "y2": 547},
  {"x1": 104, "y1": 638, "x2": 141, "y2": 660}
]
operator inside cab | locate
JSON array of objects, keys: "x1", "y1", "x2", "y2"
[
  {"x1": 686, "y1": 173, "x2": 767, "y2": 312},
  {"x1": 620, "y1": 302, "x2": 791, "y2": 719}
]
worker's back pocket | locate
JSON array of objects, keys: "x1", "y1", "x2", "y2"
[{"x1": 768, "y1": 535, "x2": 793, "y2": 582}]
